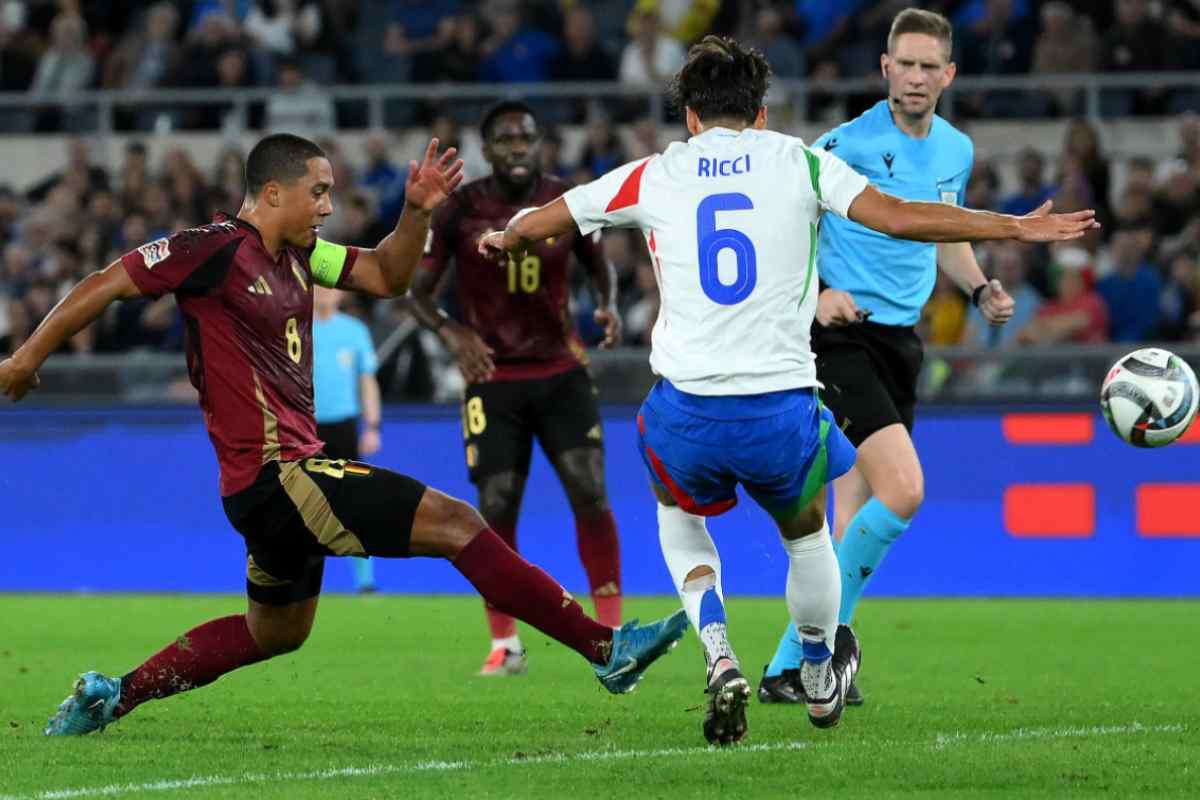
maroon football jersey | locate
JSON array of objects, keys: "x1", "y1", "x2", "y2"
[
  {"x1": 121, "y1": 213, "x2": 360, "y2": 495},
  {"x1": 421, "y1": 175, "x2": 605, "y2": 382}
]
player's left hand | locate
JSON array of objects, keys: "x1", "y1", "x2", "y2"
[
  {"x1": 978, "y1": 278, "x2": 1015, "y2": 325},
  {"x1": 0, "y1": 355, "x2": 40, "y2": 402},
  {"x1": 359, "y1": 428, "x2": 381, "y2": 457},
  {"x1": 405, "y1": 138, "x2": 465, "y2": 213},
  {"x1": 594, "y1": 305, "x2": 623, "y2": 349},
  {"x1": 1015, "y1": 200, "x2": 1100, "y2": 242}
]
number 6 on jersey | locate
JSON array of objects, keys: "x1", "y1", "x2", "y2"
[{"x1": 696, "y1": 192, "x2": 757, "y2": 305}]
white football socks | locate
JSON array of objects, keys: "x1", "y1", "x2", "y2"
[{"x1": 782, "y1": 520, "x2": 840, "y2": 659}]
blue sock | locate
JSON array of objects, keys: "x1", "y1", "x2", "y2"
[
  {"x1": 765, "y1": 623, "x2": 804, "y2": 677},
  {"x1": 836, "y1": 497, "x2": 910, "y2": 625},
  {"x1": 349, "y1": 557, "x2": 376, "y2": 591},
  {"x1": 698, "y1": 586, "x2": 725, "y2": 629}
]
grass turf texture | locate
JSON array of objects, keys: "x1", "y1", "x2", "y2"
[{"x1": 2, "y1": 595, "x2": 1197, "y2": 799}]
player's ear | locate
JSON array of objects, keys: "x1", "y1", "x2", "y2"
[
  {"x1": 880, "y1": 53, "x2": 889, "y2": 81},
  {"x1": 264, "y1": 181, "x2": 281, "y2": 208},
  {"x1": 942, "y1": 60, "x2": 957, "y2": 87},
  {"x1": 753, "y1": 106, "x2": 767, "y2": 130},
  {"x1": 685, "y1": 107, "x2": 702, "y2": 136}
]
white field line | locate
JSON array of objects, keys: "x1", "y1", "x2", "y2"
[{"x1": 2, "y1": 722, "x2": 1186, "y2": 800}]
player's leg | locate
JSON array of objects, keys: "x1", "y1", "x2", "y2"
[
  {"x1": 313, "y1": 457, "x2": 685, "y2": 695},
  {"x1": 318, "y1": 417, "x2": 376, "y2": 593},
  {"x1": 830, "y1": 464, "x2": 873, "y2": 545},
  {"x1": 475, "y1": 470, "x2": 530, "y2": 673},
  {"x1": 539, "y1": 369, "x2": 622, "y2": 627},
  {"x1": 637, "y1": 391, "x2": 747, "y2": 745},
  {"x1": 463, "y1": 379, "x2": 534, "y2": 674},
  {"x1": 46, "y1": 513, "x2": 326, "y2": 737},
  {"x1": 834, "y1": 423, "x2": 922, "y2": 626},
  {"x1": 743, "y1": 399, "x2": 857, "y2": 727}
]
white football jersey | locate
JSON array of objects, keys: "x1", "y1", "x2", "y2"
[{"x1": 564, "y1": 127, "x2": 869, "y2": 396}]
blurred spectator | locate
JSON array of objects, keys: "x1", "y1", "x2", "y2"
[
  {"x1": 747, "y1": 4, "x2": 803, "y2": 81},
  {"x1": 956, "y1": 0, "x2": 1036, "y2": 118},
  {"x1": 629, "y1": 0, "x2": 721, "y2": 46},
  {"x1": 31, "y1": 12, "x2": 96, "y2": 131},
  {"x1": 1016, "y1": 245, "x2": 1108, "y2": 345},
  {"x1": 1179, "y1": 113, "x2": 1200, "y2": 167},
  {"x1": 265, "y1": 57, "x2": 335, "y2": 134},
  {"x1": 999, "y1": 148, "x2": 1054, "y2": 216},
  {"x1": 385, "y1": 1, "x2": 459, "y2": 82},
  {"x1": 578, "y1": 115, "x2": 628, "y2": 180},
  {"x1": 1097, "y1": 226, "x2": 1163, "y2": 342},
  {"x1": 1166, "y1": 0, "x2": 1200, "y2": 71},
  {"x1": 360, "y1": 132, "x2": 407, "y2": 226},
  {"x1": 31, "y1": 12, "x2": 95, "y2": 98},
  {"x1": 1159, "y1": 251, "x2": 1198, "y2": 340},
  {"x1": 180, "y1": 11, "x2": 245, "y2": 88},
  {"x1": 968, "y1": 241, "x2": 1043, "y2": 347},
  {"x1": 965, "y1": 159, "x2": 1001, "y2": 211},
  {"x1": 618, "y1": 7, "x2": 685, "y2": 86},
  {"x1": 103, "y1": 2, "x2": 181, "y2": 90},
  {"x1": 788, "y1": 0, "x2": 861, "y2": 69},
  {"x1": 1031, "y1": 2, "x2": 1096, "y2": 116},
  {"x1": 1060, "y1": 119, "x2": 1112, "y2": 223},
  {"x1": 920, "y1": 271, "x2": 967, "y2": 345},
  {"x1": 539, "y1": 127, "x2": 569, "y2": 178},
  {"x1": 0, "y1": 185, "x2": 21, "y2": 247},
  {"x1": 1099, "y1": 0, "x2": 1168, "y2": 115},
  {"x1": 554, "y1": 6, "x2": 616, "y2": 81},
  {"x1": 625, "y1": 256, "x2": 660, "y2": 345},
  {"x1": 161, "y1": 148, "x2": 210, "y2": 225},
  {"x1": 212, "y1": 146, "x2": 247, "y2": 210},
  {"x1": 0, "y1": 0, "x2": 38, "y2": 95},
  {"x1": 629, "y1": 116, "x2": 661, "y2": 159},
  {"x1": 28, "y1": 137, "x2": 109, "y2": 204},
  {"x1": 244, "y1": 1, "x2": 322, "y2": 58},
  {"x1": 479, "y1": 2, "x2": 560, "y2": 83},
  {"x1": 325, "y1": 190, "x2": 389, "y2": 249},
  {"x1": 1152, "y1": 162, "x2": 1200, "y2": 237},
  {"x1": 424, "y1": 13, "x2": 482, "y2": 84}
]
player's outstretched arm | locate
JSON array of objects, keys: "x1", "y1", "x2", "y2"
[
  {"x1": 847, "y1": 188, "x2": 1099, "y2": 244},
  {"x1": 345, "y1": 138, "x2": 464, "y2": 297},
  {"x1": 477, "y1": 197, "x2": 577, "y2": 261},
  {"x1": 0, "y1": 261, "x2": 141, "y2": 401}
]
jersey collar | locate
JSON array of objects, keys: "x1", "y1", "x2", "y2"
[{"x1": 688, "y1": 126, "x2": 746, "y2": 143}]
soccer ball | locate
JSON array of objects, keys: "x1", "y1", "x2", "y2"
[{"x1": 1100, "y1": 348, "x2": 1199, "y2": 448}]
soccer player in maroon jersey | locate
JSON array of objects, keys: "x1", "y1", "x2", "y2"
[
  {"x1": 408, "y1": 100, "x2": 625, "y2": 677},
  {"x1": 0, "y1": 133, "x2": 687, "y2": 736}
]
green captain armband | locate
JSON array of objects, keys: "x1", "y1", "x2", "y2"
[{"x1": 311, "y1": 238, "x2": 349, "y2": 288}]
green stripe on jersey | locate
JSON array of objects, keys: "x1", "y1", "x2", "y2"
[
  {"x1": 311, "y1": 238, "x2": 349, "y2": 288},
  {"x1": 803, "y1": 148, "x2": 822, "y2": 202}
]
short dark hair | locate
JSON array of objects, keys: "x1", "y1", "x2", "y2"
[
  {"x1": 669, "y1": 36, "x2": 770, "y2": 125},
  {"x1": 244, "y1": 133, "x2": 325, "y2": 196},
  {"x1": 887, "y1": 8, "x2": 953, "y2": 60},
  {"x1": 480, "y1": 100, "x2": 538, "y2": 141}
]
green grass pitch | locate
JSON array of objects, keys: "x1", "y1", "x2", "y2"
[{"x1": 2, "y1": 594, "x2": 1198, "y2": 799}]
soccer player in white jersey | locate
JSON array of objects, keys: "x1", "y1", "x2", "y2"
[
  {"x1": 760, "y1": 8, "x2": 1019, "y2": 709},
  {"x1": 479, "y1": 36, "x2": 1097, "y2": 745}
]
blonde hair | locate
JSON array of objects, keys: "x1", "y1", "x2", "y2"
[{"x1": 887, "y1": 8, "x2": 953, "y2": 61}]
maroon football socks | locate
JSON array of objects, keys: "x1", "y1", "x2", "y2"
[
  {"x1": 455, "y1": 527, "x2": 613, "y2": 665},
  {"x1": 115, "y1": 614, "x2": 266, "y2": 718},
  {"x1": 483, "y1": 520, "x2": 519, "y2": 640},
  {"x1": 575, "y1": 509, "x2": 623, "y2": 627}
]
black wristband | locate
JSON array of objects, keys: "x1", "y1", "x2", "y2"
[{"x1": 971, "y1": 283, "x2": 987, "y2": 307}]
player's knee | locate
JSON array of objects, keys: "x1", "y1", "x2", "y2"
[
  {"x1": 440, "y1": 494, "x2": 490, "y2": 555},
  {"x1": 566, "y1": 482, "x2": 608, "y2": 515},
  {"x1": 879, "y1": 472, "x2": 924, "y2": 519},
  {"x1": 477, "y1": 473, "x2": 524, "y2": 524}
]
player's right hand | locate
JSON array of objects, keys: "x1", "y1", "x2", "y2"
[
  {"x1": 442, "y1": 321, "x2": 495, "y2": 384},
  {"x1": 816, "y1": 289, "x2": 861, "y2": 327},
  {"x1": 1015, "y1": 200, "x2": 1100, "y2": 242},
  {"x1": 0, "y1": 355, "x2": 41, "y2": 402}
]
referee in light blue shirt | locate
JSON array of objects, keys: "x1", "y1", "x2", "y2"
[
  {"x1": 313, "y1": 285, "x2": 382, "y2": 593},
  {"x1": 761, "y1": 8, "x2": 1020, "y2": 706}
]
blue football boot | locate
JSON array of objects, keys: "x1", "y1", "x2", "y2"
[
  {"x1": 594, "y1": 609, "x2": 689, "y2": 694},
  {"x1": 44, "y1": 671, "x2": 122, "y2": 736}
]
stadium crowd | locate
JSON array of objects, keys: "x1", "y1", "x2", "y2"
[{"x1": 1, "y1": 0, "x2": 1200, "y2": 359}]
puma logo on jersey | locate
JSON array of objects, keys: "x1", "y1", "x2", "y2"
[{"x1": 247, "y1": 276, "x2": 273, "y2": 295}]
